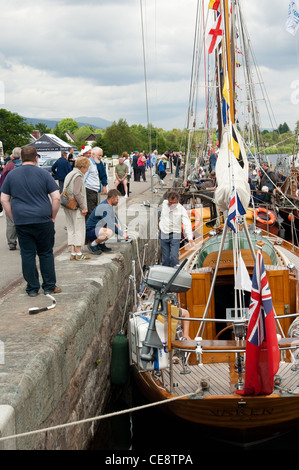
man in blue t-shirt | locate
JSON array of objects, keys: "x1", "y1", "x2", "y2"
[
  {"x1": 85, "y1": 189, "x2": 128, "y2": 254},
  {"x1": 0, "y1": 146, "x2": 61, "y2": 297}
]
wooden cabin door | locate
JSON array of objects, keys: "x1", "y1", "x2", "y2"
[
  {"x1": 266, "y1": 268, "x2": 292, "y2": 334},
  {"x1": 179, "y1": 269, "x2": 215, "y2": 340}
]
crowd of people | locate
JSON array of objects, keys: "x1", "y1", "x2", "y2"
[
  {"x1": 0, "y1": 144, "x2": 187, "y2": 299},
  {"x1": 129, "y1": 149, "x2": 183, "y2": 183},
  {"x1": 193, "y1": 147, "x2": 280, "y2": 202}
]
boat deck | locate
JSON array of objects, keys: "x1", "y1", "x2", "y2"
[
  {"x1": 157, "y1": 361, "x2": 299, "y2": 397},
  {"x1": 276, "y1": 244, "x2": 299, "y2": 269}
]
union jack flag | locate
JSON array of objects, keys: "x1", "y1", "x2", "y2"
[
  {"x1": 247, "y1": 252, "x2": 273, "y2": 347},
  {"x1": 227, "y1": 187, "x2": 246, "y2": 232},
  {"x1": 237, "y1": 251, "x2": 280, "y2": 396}
]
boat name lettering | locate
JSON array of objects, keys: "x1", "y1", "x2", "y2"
[
  {"x1": 213, "y1": 259, "x2": 234, "y2": 264},
  {"x1": 210, "y1": 407, "x2": 274, "y2": 418}
]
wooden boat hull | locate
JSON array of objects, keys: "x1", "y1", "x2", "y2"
[
  {"x1": 129, "y1": 229, "x2": 299, "y2": 445},
  {"x1": 132, "y1": 366, "x2": 299, "y2": 444}
]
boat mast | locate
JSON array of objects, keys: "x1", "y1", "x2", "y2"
[
  {"x1": 184, "y1": 0, "x2": 204, "y2": 184},
  {"x1": 222, "y1": 0, "x2": 235, "y2": 124}
]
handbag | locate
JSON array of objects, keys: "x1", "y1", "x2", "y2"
[
  {"x1": 61, "y1": 190, "x2": 78, "y2": 210},
  {"x1": 60, "y1": 172, "x2": 79, "y2": 210}
]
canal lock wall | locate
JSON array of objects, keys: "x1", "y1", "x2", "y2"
[{"x1": 0, "y1": 204, "x2": 160, "y2": 450}]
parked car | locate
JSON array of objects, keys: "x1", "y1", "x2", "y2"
[{"x1": 40, "y1": 158, "x2": 58, "y2": 176}]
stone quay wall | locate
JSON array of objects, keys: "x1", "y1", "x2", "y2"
[{"x1": 0, "y1": 204, "x2": 160, "y2": 450}]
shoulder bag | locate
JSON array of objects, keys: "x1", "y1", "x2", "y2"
[{"x1": 61, "y1": 172, "x2": 79, "y2": 210}]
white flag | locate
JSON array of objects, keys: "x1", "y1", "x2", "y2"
[
  {"x1": 286, "y1": 0, "x2": 299, "y2": 36},
  {"x1": 235, "y1": 252, "x2": 252, "y2": 292}
]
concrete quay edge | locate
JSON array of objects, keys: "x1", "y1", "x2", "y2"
[{"x1": 0, "y1": 190, "x2": 165, "y2": 450}]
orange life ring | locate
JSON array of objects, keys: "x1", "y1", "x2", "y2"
[
  {"x1": 254, "y1": 207, "x2": 275, "y2": 225},
  {"x1": 288, "y1": 213, "x2": 295, "y2": 221},
  {"x1": 182, "y1": 209, "x2": 201, "y2": 232}
]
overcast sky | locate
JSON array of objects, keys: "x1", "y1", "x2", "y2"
[{"x1": 0, "y1": 0, "x2": 298, "y2": 131}]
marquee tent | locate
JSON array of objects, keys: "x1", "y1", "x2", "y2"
[{"x1": 24, "y1": 134, "x2": 77, "y2": 164}]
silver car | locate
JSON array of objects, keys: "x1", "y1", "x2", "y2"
[{"x1": 40, "y1": 158, "x2": 59, "y2": 176}]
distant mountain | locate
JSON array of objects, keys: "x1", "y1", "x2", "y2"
[
  {"x1": 22, "y1": 116, "x2": 59, "y2": 129},
  {"x1": 22, "y1": 116, "x2": 112, "y2": 130},
  {"x1": 75, "y1": 116, "x2": 113, "y2": 129}
]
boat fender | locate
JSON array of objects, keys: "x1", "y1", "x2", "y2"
[
  {"x1": 254, "y1": 208, "x2": 275, "y2": 225},
  {"x1": 195, "y1": 336, "x2": 203, "y2": 361},
  {"x1": 110, "y1": 333, "x2": 130, "y2": 386}
]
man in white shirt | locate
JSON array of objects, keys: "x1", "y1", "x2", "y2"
[
  {"x1": 82, "y1": 146, "x2": 100, "y2": 220},
  {"x1": 159, "y1": 191, "x2": 195, "y2": 267}
]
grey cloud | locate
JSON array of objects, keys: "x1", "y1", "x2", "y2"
[{"x1": 0, "y1": 0, "x2": 297, "y2": 130}]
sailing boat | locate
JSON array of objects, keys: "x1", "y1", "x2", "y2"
[
  {"x1": 128, "y1": 0, "x2": 299, "y2": 444},
  {"x1": 274, "y1": 136, "x2": 299, "y2": 244}
]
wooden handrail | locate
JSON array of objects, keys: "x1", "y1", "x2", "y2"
[{"x1": 171, "y1": 337, "x2": 299, "y2": 352}]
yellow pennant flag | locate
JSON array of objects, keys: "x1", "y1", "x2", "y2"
[
  {"x1": 229, "y1": 125, "x2": 244, "y2": 168},
  {"x1": 222, "y1": 76, "x2": 229, "y2": 102}
]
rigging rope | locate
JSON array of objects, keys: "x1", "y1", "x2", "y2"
[
  {"x1": 140, "y1": 0, "x2": 152, "y2": 153},
  {"x1": 0, "y1": 388, "x2": 200, "y2": 444},
  {"x1": 202, "y1": 0, "x2": 213, "y2": 148}
]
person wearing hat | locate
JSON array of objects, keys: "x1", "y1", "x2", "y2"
[{"x1": 81, "y1": 145, "x2": 100, "y2": 220}]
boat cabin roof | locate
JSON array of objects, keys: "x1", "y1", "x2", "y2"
[{"x1": 196, "y1": 232, "x2": 278, "y2": 269}]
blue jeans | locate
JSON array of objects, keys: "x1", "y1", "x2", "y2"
[
  {"x1": 16, "y1": 222, "x2": 56, "y2": 295},
  {"x1": 160, "y1": 232, "x2": 181, "y2": 267}
]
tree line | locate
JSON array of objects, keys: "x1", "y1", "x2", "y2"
[{"x1": 0, "y1": 108, "x2": 298, "y2": 157}]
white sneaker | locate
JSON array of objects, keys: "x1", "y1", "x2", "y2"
[
  {"x1": 0, "y1": 211, "x2": 3, "y2": 217},
  {"x1": 124, "y1": 194, "x2": 128, "y2": 198}
]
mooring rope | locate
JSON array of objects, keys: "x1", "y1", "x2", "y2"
[{"x1": 0, "y1": 388, "x2": 201, "y2": 444}]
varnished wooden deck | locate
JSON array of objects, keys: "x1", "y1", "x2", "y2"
[{"x1": 155, "y1": 360, "x2": 299, "y2": 397}]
